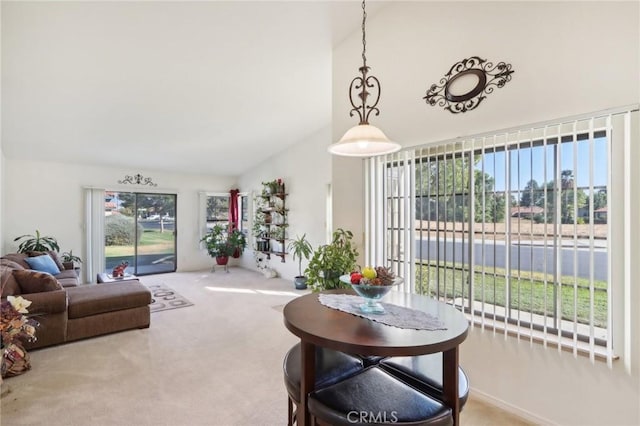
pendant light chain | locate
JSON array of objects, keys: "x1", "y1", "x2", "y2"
[
  {"x1": 327, "y1": 0, "x2": 401, "y2": 157},
  {"x1": 361, "y1": 0, "x2": 367, "y2": 69}
]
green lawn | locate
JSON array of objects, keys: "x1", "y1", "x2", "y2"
[
  {"x1": 105, "y1": 230, "x2": 175, "y2": 257},
  {"x1": 416, "y1": 262, "x2": 608, "y2": 328}
]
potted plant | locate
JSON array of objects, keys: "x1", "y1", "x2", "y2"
[
  {"x1": 305, "y1": 228, "x2": 358, "y2": 292},
  {"x1": 200, "y1": 224, "x2": 234, "y2": 265},
  {"x1": 60, "y1": 250, "x2": 83, "y2": 276},
  {"x1": 261, "y1": 179, "x2": 283, "y2": 196},
  {"x1": 13, "y1": 230, "x2": 60, "y2": 253},
  {"x1": 287, "y1": 234, "x2": 313, "y2": 290},
  {"x1": 228, "y1": 229, "x2": 247, "y2": 258}
]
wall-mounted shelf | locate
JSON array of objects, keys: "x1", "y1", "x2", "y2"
[{"x1": 254, "y1": 182, "x2": 288, "y2": 262}]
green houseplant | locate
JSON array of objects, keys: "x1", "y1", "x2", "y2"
[
  {"x1": 13, "y1": 230, "x2": 60, "y2": 253},
  {"x1": 61, "y1": 250, "x2": 83, "y2": 275},
  {"x1": 200, "y1": 224, "x2": 234, "y2": 265},
  {"x1": 305, "y1": 228, "x2": 358, "y2": 292},
  {"x1": 228, "y1": 229, "x2": 247, "y2": 258},
  {"x1": 287, "y1": 234, "x2": 313, "y2": 290},
  {"x1": 261, "y1": 178, "x2": 284, "y2": 196}
]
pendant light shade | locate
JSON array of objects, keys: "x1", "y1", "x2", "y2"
[
  {"x1": 329, "y1": 124, "x2": 400, "y2": 157},
  {"x1": 328, "y1": 0, "x2": 400, "y2": 158}
]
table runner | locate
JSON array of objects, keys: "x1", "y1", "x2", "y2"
[{"x1": 318, "y1": 294, "x2": 447, "y2": 330}]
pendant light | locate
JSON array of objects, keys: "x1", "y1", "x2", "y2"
[{"x1": 328, "y1": 0, "x2": 401, "y2": 157}]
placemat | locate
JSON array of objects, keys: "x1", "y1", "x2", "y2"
[{"x1": 318, "y1": 294, "x2": 447, "y2": 330}]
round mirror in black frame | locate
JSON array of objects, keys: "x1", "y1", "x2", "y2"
[
  {"x1": 444, "y1": 69, "x2": 487, "y2": 103},
  {"x1": 424, "y1": 56, "x2": 514, "y2": 114}
]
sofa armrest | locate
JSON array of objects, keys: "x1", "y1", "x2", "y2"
[{"x1": 20, "y1": 289, "x2": 67, "y2": 316}]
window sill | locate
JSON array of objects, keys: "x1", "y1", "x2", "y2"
[{"x1": 466, "y1": 314, "x2": 618, "y2": 363}]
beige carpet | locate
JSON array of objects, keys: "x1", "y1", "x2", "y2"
[{"x1": 0, "y1": 268, "x2": 534, "y2": 426}]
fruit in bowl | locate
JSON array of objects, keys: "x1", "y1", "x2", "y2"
[
  {"x1": 348, "y1": 266, "x2": 396, "y2": 286},
  {"x1": 340, "y1": 267, "x2": 403, "y2": 314}
]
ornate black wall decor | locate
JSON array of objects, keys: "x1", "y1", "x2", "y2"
[
  {"x1": 424, "y1": 56, "x2": 514, "y2": 114},
  {"x1": 118, "y1": 173, "x2": 158, "y2": 187}
]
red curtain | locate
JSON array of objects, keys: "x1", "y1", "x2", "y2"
[{"x1": 229, "y1": 189, "x2": 240, "y2": 232}]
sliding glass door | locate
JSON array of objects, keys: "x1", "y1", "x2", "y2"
[{"x1": 104, "y1": 192, "x2": 177, "y2": 275}]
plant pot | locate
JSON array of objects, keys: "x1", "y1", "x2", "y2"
[
  {"x1": 294, "y1": 276, "x2": 308, "y2": 290},
  {"x1": 215, "y1": 256, "x2": 229, "y2": 266},
  {"x1": 232, "y1": 248, "x2": 241, "y2": 258},
  {"x1": 321, "y1": 270, "x2": 343, "y2": 289}
]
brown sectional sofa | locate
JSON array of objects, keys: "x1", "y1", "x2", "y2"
[
  {"x1": 1, "y1": 253, "x2": 152, "y2": 350},
  {"x1": 2, "y1": 251, "x2": 81, "y2": 288}
]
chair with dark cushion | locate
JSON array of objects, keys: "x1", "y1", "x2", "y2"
[
  {"x1": 356, "y1": 354, "x2": 386, "y2": 366},
  {"x1": 380, "y1": 353, "x2": 470, "y2": 410},
  {"x1": 308, "y1": 366, "x2": 453, "y2": 426},
  {"x1": 284, "y1": 343, "x2": 364, "y2": 425}
]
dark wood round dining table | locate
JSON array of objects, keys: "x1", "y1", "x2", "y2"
[{"x1": 283, "y1": 289, "x2": 469, "y2": 426}]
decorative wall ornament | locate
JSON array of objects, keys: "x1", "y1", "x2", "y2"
[
  {"x1": 424, "y1": 56, "x2": 514, "y2": 114},
  {"x1": 118, "y1": 173, "x2": 158, "y2": 187}
]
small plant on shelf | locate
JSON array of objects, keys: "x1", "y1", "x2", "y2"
[
  {"x1": 254, "y1": 194, "x2": 268, "y2": 211},
  {"x1": 60, "y1": 250, "x2": 83, "y2": 273},
  {"x1": 261, "y1": 178, "x2": 285, "y2": 196},
  {"x1": 271, "y1": 226, "x2": 286, "y2": 241}
]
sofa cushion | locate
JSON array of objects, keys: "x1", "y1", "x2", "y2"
[
  {"x1": 18, "y1": 288, "x2": 68, "y2": 315},
  {"x1": 24, "y1": 254, "x2": 61, "y2": 275},
  {"x1": 67, "y1": 282, "x2": 151, "y2": 319},
  {"x1": 1, "y1": 265, "x2": 21, "y2": 297},
  {"x1": 0, "y1": 259, "x2": 26, "y2": 271},
  {"x1": 28, "y1": 251, "x2": 65, "y2": 271},
  {"x1": 13, "y1": 269, "x2": 62, "y2": 294},
  {"x1": 54, "y1": 269, "x2": 80, "y2": 288},
  {"x1": 1, "y1": 253, "x2": 30, "y2": 269}
]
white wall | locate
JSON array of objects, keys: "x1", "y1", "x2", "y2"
[
  {"x1": 0, "y1": 153, "x2": 4, "y2": 250},
  {"x1": 2, "y1": 158, "x2": 236, "y2": 275},
  {"x1": 237, "y1": 127, "x2": 331, "y2": 282},
  {"x1": 332, "y1": 2, "x2": 640, "y2": 425},
  {"x1": 0, "y1": 0, "x2": 3, "y2": 252}
]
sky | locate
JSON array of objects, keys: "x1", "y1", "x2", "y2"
[{"x1": 478, "y1": 136, "x2": 608, "y2": 192}]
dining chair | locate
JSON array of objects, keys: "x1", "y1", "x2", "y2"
[
  {"x1": 379, "y1": 353, "x2": 470, "y2": 409},
  {"x1": 308, "y1": 366, "x2": 453, "y2": 426},
  {"x1": 283, "y1": 342, "x2": 364, "y2": 425},
  {"x1": 355, "y1": 354, "x2": 387, "y2": 366}
]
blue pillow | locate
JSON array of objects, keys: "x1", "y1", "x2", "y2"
[{"x1": 24, "y1": 254, "x2": 61, "y2": 275}]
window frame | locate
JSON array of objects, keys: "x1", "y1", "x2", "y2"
[{"x1": 366, "y1": 106, "x2": 638, "y2": 363}]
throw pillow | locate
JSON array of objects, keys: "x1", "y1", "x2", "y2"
[
  {"x1": 0, "y1": 259, "x2": 26, "y2": 270},
  {"x1": 0, "y1": 253, "x2": 30, "y2": 269},
  {"x1": 27, "y1": 251, "x2": 65, "y2": 271},
  {"x1": 13, "y1": 269, "x2": 61, "y2": 294},
  {"x1": 1, "y1": 266, "x2": 21, "y2": 297},
  {"x1": 24, "y1": 254, "x2": 61, "y2": 275}
]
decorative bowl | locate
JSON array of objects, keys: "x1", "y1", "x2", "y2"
[{"x1": 339, "y1": 275, "x2": 403, "y2": 314}]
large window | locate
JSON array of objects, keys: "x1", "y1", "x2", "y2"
[
  {"x1": 203, "y1": 192, "x2": 248, "y2": 231},
  {"x1": 366, "y1": 107, "x2": 638, "y2": 362},
  {"x1": 413, "y1": 132, "x2": 608, "y2": 339},
  {"x1": 104, "y1": 191, "x2": 177, "y2": 275},
  {"x1": 206, "y1": 194, "x2": 230, "y2": 229}
]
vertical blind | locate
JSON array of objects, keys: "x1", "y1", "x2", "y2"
[
  {"x1": 366, "y1": 106, "x2": 638, "y2": 364},
  {"x1": 84, "y1": 187, "x2": 106, "y2": 284}
]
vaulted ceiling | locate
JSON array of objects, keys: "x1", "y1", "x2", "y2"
[{"x1": 1, "y1": 1, "x2": 384, "y2": 176}]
